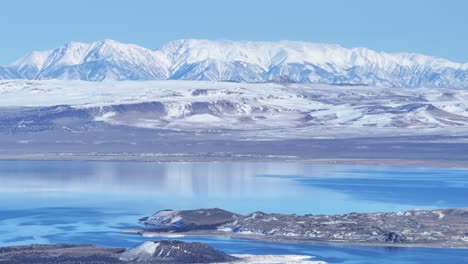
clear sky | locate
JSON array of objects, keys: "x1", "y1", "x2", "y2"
[{"x1": 1, "y1": 0, "x2": 467, "y2": 65}]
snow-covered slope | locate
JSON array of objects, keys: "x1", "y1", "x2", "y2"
[
  {"x1": 119, "y1": 240, "x2": 237, "y2": 263},
  {"x1": 6, "y1": 39, "x2": 168, "y2": 81},
  {"x1": 1, "y1": 80, "x2": 468, "y2": 137},
  {"x1": 2, "y1": 39, "x2": 467, "y2": 88},
  {"x1": 0, "y1": 66, "x2": 17, "y2": 79}
]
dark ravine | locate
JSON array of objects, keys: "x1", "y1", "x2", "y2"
[{"x1": 138, "y1": 208, "x2": 468, "y2": 248}]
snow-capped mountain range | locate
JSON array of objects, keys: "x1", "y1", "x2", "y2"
[{"x1": 1, "y1": 39, "x2": 467, "y2": 88}]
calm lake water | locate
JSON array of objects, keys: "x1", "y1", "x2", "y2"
[{"x1": 0, "y1": 161, "x2": 467, "y2": 263}]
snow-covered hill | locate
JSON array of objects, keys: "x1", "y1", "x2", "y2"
[
  {"x1": 1, "y1": 39, "x2": 466, "y2": 88},
  {"x1": 1, "y1": 80, "x2": 467, "y2": 137}
]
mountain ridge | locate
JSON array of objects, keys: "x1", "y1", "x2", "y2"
[{"x1": 1, "y1": 39, "x2": 467, "y2": 88}]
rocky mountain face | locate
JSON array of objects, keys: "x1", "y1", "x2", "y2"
[{"x1": 2, "y1": 39, "x2": 466, "y2": 88}]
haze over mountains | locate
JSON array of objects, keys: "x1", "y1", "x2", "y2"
[{"x1": 1, "y1": 39, "x2": 466, "y2": 88}]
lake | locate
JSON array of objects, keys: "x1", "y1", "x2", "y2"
[{"x1": 0, "y1": 160, "x2": 467, "y2": 263}]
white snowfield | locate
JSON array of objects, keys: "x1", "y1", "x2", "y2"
[
  {"x1": 0, "y1": 79, "x2": 468, "y2": 137},
  {"x1": 1, "y1": 39, "x2": 466, "y2": 88}
]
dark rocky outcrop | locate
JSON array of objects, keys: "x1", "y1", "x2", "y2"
[
  {"x1": 380, "y1": 232, "x2": 407, "y2": 243},
  {"x1": 141, "y1": 208, "x2": 241, "y2": 232},
  {"x1": 0, "y1": 244, "x2": 124, "y2": 264}
]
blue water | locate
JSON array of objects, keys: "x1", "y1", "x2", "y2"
[{"x1": 0, "y1": 161, "x2": 467, "y2": 263}]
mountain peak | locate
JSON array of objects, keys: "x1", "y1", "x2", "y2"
[
  {"x1": 99, "y1": 38, "x2": 120, "y2": 44},
  {"x1": 1, "y1": 39, "x2": 466, "y2": 88}
]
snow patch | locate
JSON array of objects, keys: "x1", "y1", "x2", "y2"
[
  {"x1": 94, "y1": 112, "x2": 116, "y2": 122},
  {"x1": 119, "y1": 241, "x2": 160, "y2": 261}
]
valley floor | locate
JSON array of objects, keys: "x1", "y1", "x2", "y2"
[
  {"x1": 0, "y1": 80, "x2": 467, "y2": 166},
  {"x1": 1, "y1": 135, "x2": 468, "y2": 168}
]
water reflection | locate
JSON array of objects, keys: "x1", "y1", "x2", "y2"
[
  {"x1": 1, "y1": 161, "x2": 310, "y2": 197},
  {"x1": 1, "y1": 161, "x2": 468, "y2": 263},
  {"x1": 0, "y1": 161, "x2": 467, "y2": 214}
]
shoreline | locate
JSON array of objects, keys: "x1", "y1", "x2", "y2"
[
  {"x1": 124, "y1": 229, "x2": 468, "y2": 250},
  {"x1": 0, "y1": 154, "x2": 467, "y2": 169},
  {"x1": 136, "y1": 208, "x2": 468, "y2": 250},
  {"x1": 0, "y1": 242, "x2": 327, "y2": 264}
]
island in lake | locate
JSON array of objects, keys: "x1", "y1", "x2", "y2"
[
  {"x1": 2, "y1": 207, "x2": 466, "y2": 263},
  {"x1": 136, "y1": 208, "x2": 468, "y2": 248},
  {"x1": 0, "y1": 240, "x2": 324, "y2": 264}
]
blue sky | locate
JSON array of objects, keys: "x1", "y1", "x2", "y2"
[{"x1": 1, "y1": 0, "x2": 466, "y2": 64}]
